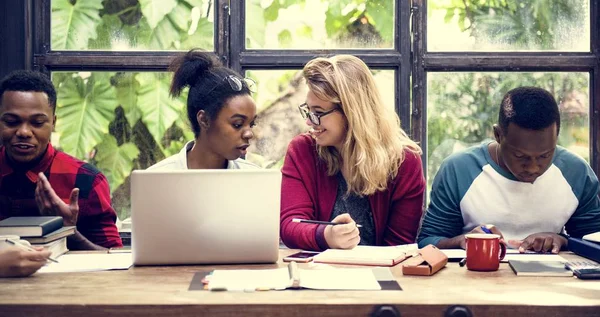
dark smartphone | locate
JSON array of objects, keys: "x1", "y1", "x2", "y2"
[{"x1": 283, "y1": 251, "x2": 321, "y2": 263}]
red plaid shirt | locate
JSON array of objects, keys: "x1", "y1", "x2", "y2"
[{"x1": 0, "y1": 143, "x2": 122, "y2": 248}]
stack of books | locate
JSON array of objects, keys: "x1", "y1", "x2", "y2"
[{"x1": 0, "y1": 216, "x2": 75, "y2": 259}]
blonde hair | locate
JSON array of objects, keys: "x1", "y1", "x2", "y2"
[{"x1": 303, "y1": 55, "x2": 421, "y2": 196}]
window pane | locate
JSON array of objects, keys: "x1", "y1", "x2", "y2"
[
  {"x1": 245, "y1": 0, "x2": 395, "y2": 49},
  {"x1": 427, "y1": 72, "x2": 589, "y2": 190},
  {"x1": 245, "y1": 69, "x2": 395, "y2": 168},
  {"x1": 51, "y1": 71, "x2": 191, "y2": 221},
  {"x1": 427, "y1": 0, "x2": 590, "y2": 52},
  {"x1": 51, "y1": 0, "x2": 214, "y2": 51}
]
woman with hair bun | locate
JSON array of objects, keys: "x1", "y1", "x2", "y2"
[
  {"x1": 149, "y1": 49, "x2": 258, "y2": 170},
  {"x1": 280, "y1": 55, "x2": 425, "y2": 251}
]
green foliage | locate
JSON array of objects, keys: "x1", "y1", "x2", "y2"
[
  {"x1": 52, "y1": 0, "x2": 103, "y2": 50},
  {"x1": 55, "y1": 73, "x2": 118, "y2": 159},
  {"x1": 434, "y1": 0, "x2": 585, "y2": 50},
  {"x1": 94, "y1": 136, "x2": 140, "y2": 193},
  {"x1": 136, "y1": 73, "x2": 185, "y2": 152}
]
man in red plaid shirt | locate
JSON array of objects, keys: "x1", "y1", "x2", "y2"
[{"x1": 0, "y1": 70, "x2": 122, "y2": 250}]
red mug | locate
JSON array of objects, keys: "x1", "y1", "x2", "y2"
[{"x1": 465, "y1": 233, "x2": 506, "y2": 271}]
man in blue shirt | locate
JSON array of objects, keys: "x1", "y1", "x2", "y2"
[{"x1": 418, "y1": 86, "x2": 600, "y2": 253}]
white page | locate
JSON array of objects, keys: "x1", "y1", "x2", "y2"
[
  {"x1": 315, "y1": 244, "x2": 418, "y2": 262},
  {"x1": 502, "y1": 250, "x2": 566, "y2": 263},
  {"x1": 442, "y1": 248, "x2": 566, "y2": 263},
  {"x1": 299, "y1": 268, "x2": 381, "y2": 290},
  {"x1": 208, "y1": 268, "x2": 290, "y2": 291},
  {"x1": 38, "y1": 253, "x2": 132, "y2": 273},
  {"x1": 441, "y1": 249, "x2": 466, "y2": 259}
]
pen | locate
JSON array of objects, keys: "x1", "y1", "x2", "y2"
[
  {"x1": 4, "y1": 239, "x2": 59, "y2": 263},
  {"x1": 459, "y1": 258, "x2": 467, "y2": 267},
  {"x1": 480, "y1": 226, "x2": 492, "y2": 234},
  {"x1": 292, "y1": 218, "x2": 363, "y2": 228}
]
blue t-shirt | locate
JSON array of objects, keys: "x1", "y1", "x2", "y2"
[{"x1": 418, "y1": 141, "x2": 600, "y2": 248}]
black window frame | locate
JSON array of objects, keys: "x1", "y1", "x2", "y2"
[{"x1": 12, "y1": 0, "x2": 600, "y2": 178}]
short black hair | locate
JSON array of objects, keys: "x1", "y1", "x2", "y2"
[
  {"x1": 168, "y1": 49, "x2": 252, "y2": 138},
  {"x1": 0, "y1": 70, "x2": 57, "y2": 111},
  {"x1": 498, "y1": 86, "x2": 560, "y2": 135}
]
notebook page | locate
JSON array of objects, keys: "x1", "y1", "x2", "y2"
[
  {"x1": 38, "y1": 253, "x2": 132, "y2": 273},
  {"x1": 314, "y1": 244, "x2": 418, "y2": 265},
  {"x1": 208, "y1": 268, "x2": 290, "y2": 291},
  {"x1": 299, "y1": 268, "x2": 381, "y2": 290},
  {"x1": 503, "y1": 249, "x2": 566, "y2": 263}
]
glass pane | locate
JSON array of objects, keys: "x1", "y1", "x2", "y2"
[
  {"x1": 51, "y1": 71, "x2": 191, "y2": 221},
  {"x1": 245, "y1": 69, "x2": 395, "y2": 168},
  {"x1": 245, "y1": 0, "x2": 395, "y2": 49},
  {"x1": 427, "y1": 72, "x2": 590, "y2": 192},
  {"x1": 427, "y1": 0, "x2": 590, "y2": 52},
  {"x1": 51, "y1": 0, "x2": 214, "y2": 51}
]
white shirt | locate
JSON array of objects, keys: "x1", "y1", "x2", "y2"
[{"x1": 147, "y1": 141, "x2": 259, "y2": 170}]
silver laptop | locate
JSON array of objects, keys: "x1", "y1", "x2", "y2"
[{"x1": 131, "y1": 169, "x2": 281, "y2": 265}]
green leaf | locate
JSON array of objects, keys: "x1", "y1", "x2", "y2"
[
  {"x1": 180, "y1": 17, "x2": 214, "y2": 50},
  {"x1": 245, "y1": 1, "x2": 266, "y2": 48},
  {"x1": 89, "y1": 14, "x2": 123, "y2": 50},
  {"x1": 51, "y1": 0, "x2": 103, "y2": 50},
  {"x1": 136, "y1": 1, "x2": 192, "y2": 49},
  {"x1": 366, "y1": 0, "x2": 394, "y2": 44},
  {"x1": 139, "y1": 0, "x2": 177, "y2": 29},
  {"x1": 263, "y1": 1, "x2": 280, "y2": 22},
  {"x1": 277, "y1": 29, "x2": 292, "y2": 47},
  {"x1": 95, "y1": 135, "x2": 140, "y2": 194},
  {"x1": 56, "y1": 73, "x2": 118, "y2": 159},
  {"x1": 114, "y1": 73, "x2": 142, "y2": 127},
  {"x1": 136, "y1": 73, "x2": 184, "y2": 148}
]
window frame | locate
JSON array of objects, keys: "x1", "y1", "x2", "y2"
[
  {"x1": 411, "y1": 0, "x2": 600, "y2": 178},
  {"x1": 28, "y1": 0, "x2": 600, "y2": 178}
]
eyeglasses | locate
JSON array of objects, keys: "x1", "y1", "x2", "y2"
[
  {"x1": 298, "y1": 103, "x2": 339, "y2": 125},
  {"x1": 205, "y1": 75, "x2": 256, "y2": 96}
]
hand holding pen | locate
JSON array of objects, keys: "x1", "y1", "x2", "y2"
[
  {"x1": 4, "y1": 239, "x2": 58, "y2": 263},
  {"x1": 0, "y1": 239, "x2": 55, "y2": 277},
  {"x1": 293, "y1": 214, "x2": 361, "y2": 250}
]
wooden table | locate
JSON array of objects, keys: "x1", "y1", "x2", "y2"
[{"x1": 1, "y1": 249, "x2": 599, "y2": 317}]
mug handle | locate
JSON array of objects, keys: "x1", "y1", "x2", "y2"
[{"x1": 498, "y1": 242, "x2": 507, "y2": 261}]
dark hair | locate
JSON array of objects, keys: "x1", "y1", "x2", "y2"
[
  {"x1": 499, "y1": 86, "x2": 560, "y2": 135},
  {"x1": 169, "y1": 49, "x2": 251, "y2": 138},
  {"x1": 0, "y1": 70, "x2": 57, "y2": 111}
]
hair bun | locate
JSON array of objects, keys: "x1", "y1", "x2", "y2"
[{"x1": 169, "y1": 49, "x2": 223, "y2": 97}]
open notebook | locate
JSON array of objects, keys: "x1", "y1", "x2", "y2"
[
  {"x1": 206, "y1": 262, "x2": 382, "y2": 291},
  {"x1": 312, "y1": 243, "x2": 418, "y2": 266}
]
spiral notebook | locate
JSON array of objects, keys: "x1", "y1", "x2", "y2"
[
  {"x1": 313, "y1": 244, "x2": 418, "y2": 266},
  {"x1": 203, "y1": 262, "x2": 383, "y2": 291}
]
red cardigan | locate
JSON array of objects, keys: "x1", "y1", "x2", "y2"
[{"x1": 280, "y1": 134, "x2": 425, "y2": 251}]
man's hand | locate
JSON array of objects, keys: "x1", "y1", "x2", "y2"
[
  {"x1": 508, "y1": 232, "x2": 566, "y2": 254},
  {"x1": 0, "y1": 246, "x2": 51, "y2": 277},
  {"x1": 35, "y1": 172, "x2": 80, "y2": 226},
  {"x1": 458, "y1": 224, "x2": 505, "y2": 249},
  {"x1": 324, "y1": 213, "x2": 360, "y2": 249}
]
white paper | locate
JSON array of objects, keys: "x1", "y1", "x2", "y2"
[
  {"x1": 38, "y1": 253, "x2": 132, "y2": 273},
  {"x1": 442, "y1": 248, "x2": 566, "y2": 263},
  {"x1": 209, "y1": 268, "x2": 291, "y2": 291},
  {"x1": 314, "y1": 244, "x2": 418, "y2": 265},
  {"x1": 441, "y1": 249, "x2": 466, "y2": 259},
  {"x1": 502, "y1": 250, "x2": 566, "y2": 263}
]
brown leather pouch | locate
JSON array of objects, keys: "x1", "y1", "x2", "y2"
[{"x1": 402, "y1": 244, "x2": 448, "y2": 276}]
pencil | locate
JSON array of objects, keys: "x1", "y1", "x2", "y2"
[
  {"x1": 5, "y1": 239, "x2": 59, "y2": 263},
  {"x1": 292, "y1": 218, "x2": 363, "y2": 228}
]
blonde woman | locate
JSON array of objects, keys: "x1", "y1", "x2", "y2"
[{"x1": 280, "y1": 55, "x2": 425, "y2": 251}]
